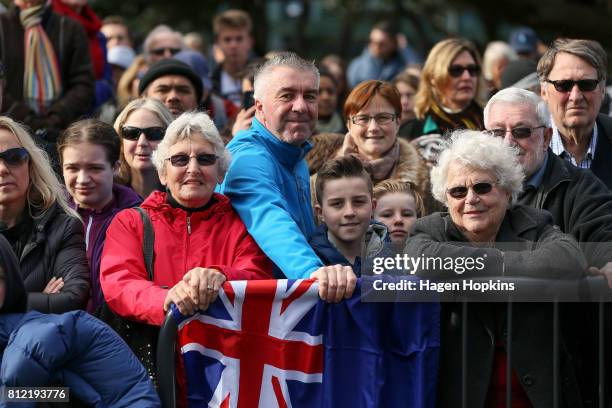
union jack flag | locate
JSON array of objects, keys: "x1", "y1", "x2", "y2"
[{"x1": 173, "y1": 278, "x2": 439, "y2": 408}]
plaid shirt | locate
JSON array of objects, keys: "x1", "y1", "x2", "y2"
[{"x1": 550, "y1": 119, "x2": 598, "y2": 169}]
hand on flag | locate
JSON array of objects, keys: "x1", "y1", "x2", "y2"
[{"x1": 310, "y1": 264, "x2": 357, "y2": 302}]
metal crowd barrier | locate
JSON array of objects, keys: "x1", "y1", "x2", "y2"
[
  {"x1": 155, "y1": 276, "x2": 611, "y2": 408},
  {"x1": 453, "y1": 275, "x2": 610, "y2": 408}
]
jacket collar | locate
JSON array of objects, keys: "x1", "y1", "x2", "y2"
[
  {"x1": 250, "y1": 117, "x2": 312, "y2": 168},
  {"x1": 442, "y1": 205, "x2": 541, "y2": 243},
  {"x1": 541, "y1": 149, "x2": 573, "y2": 189},
  {"x1": 69, "y1": 183, "x2": 142, "y2": 216},
  {"x1": 141, "y1": 190, "x2": 232, "y2": 221}
]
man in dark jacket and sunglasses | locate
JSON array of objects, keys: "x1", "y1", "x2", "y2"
[
  {"x1": 537, "y1": 38, "x2": 612, "y2": 190},
  {"x1": 484, "y1": 86, "x2": 612, "y2": 408}
]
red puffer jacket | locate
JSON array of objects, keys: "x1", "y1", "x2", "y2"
[{"x1": 100, "y1": 191, "x2": 272, "y2": 326}]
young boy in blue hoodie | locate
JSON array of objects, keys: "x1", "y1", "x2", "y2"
[{"x1": 309, "y1": 156, "x2": 387, "y2": 276}]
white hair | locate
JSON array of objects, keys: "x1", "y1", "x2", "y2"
[
  {"x1": 152, "y1": 111, "x2": 231, "y2": 177},
  {"x1": 484, "y1": 87, "x2": 550, "y2": 128},
  {"x1": 143, "y1": 25, "x2": 184, "y2": 55},
  {"x1": 482, "y1": 41, "x2": 518, "y2": 81},
  {"x1": 430, "y1": 130, "x2": 524, "y2": 206},
  {"x1": 253, "y1": 51, "x2": 320, "y2": 100}
]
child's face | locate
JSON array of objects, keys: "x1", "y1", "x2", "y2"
[
  {"x1": 374, "y1": 192, "x2": 417, "y2": 243},
  {"x1": 317, "y1": 177, "x2": 373, "y2": 245}
]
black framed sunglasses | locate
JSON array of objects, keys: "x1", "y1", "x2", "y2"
[
  {"x1": 150, "y1": 47, "x2": 181, "y2": 56},
  {"x1": 448, "y1": 64, "x2": 481, "y2": 78},
  {"x1": 0, "y1": 147, "x2": 29, "y2": 167},
  {"x1": 167, "y1": 153, "x2": 218, "y2": 167},
  {"x1": 120, "y1": 126, "x2": 166, "y2": 142},
  {"x1": 447, "y1": 182, "x2": 495, "y2": 199},
  {"x1": 544, "y1": 79, "x2": 600, "y2": 93},
  {"x1": 486, "y1": 126, "x2": 546, "y2": 139}
]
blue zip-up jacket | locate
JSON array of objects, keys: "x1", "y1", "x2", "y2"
[
  {"x1": 219, "y1": 118, "x2": 323, "y2": 278},
  {"x1": 0, "y1": 311, "x2": 160, "y2": 407},
  {"x1": 308, "y1": 222, "x2": 389, "y2": 276}
]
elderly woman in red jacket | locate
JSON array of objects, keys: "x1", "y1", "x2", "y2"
[{"x1": 100, "y1": 111, "x2": 272, "y2": 326}]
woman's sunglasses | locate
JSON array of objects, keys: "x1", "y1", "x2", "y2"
[
  {"x1": 121, "y1": 126, "x2": 166, "y2": 142},
  {"x1": 447, "y1": 182, "x2": 495, "y2": 199},
  {"x1": 0, "y1": 147, "x2": 29, "y2": 167},
  {"x1": 167, "y1": 153, "x2": 218, "y2": 167},
  {"x1": 544, "y1": 79, "x2": 600, "y2": 93},
  {"x1": 448, "y1": 64, "x2": 481, "y2": 78}
]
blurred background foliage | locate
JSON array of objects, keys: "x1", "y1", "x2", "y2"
[{"x1": 4, "y1": 0, "x2": 612, "y2": 61}]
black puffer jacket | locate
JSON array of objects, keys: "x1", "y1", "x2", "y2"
[
  {"x1": 0, "y1": 234, "x2": 26, "y2": 314},
  {"x1": 18, "y1": 203, "x2": 89, "y2": 313}
]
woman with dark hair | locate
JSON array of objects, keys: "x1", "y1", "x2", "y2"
[
  {"x1": 0, "y1": 116, "x2": 89, "y2": 313},
  {"x1": 402, "y1": 38, "x2": 485, "y2": 141},
  {"x1": 393, "y1": 71, "x2": 420, "y2": 136},
  {"x1": 58, "y1": 118, "x2": 141, "y2": 312},
  {"x1": 315, "y1": 68, "x2": 346, "y2": 134}
]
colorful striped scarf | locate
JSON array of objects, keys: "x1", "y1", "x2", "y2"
[{"x1": 20, "y1": 5, "x2": 62, "y2": 114}]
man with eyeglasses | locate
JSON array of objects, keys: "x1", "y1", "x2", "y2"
[
  {"x1": 485, "y1": 87, "x2": 612, "y2": 406},
  {"x1": 538, "y1": 38, "x2": 612, "y2": 189},
  {"x1": 142, "y1": 25, "x2": 183, "y2": 64}
]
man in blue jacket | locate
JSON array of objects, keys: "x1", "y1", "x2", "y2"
[{"x1": 220, "y1": 52, "x2": 355, "y2": 302}]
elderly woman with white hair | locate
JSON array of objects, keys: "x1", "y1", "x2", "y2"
[
  {"x1": 405, "y1": 130, "x2": 586, "y2": 407},
  {"x1": 100, "y1": 112, "x2": 272, "y2": 327}
]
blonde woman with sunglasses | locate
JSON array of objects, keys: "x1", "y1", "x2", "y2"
[
  {"x1": 113, "y1": 98, "x2": 174, "y2": 199},
  {"x1": 0, "y1": 116, "x2": 89, "y2": 313}
]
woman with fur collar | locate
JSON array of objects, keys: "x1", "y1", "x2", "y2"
[{"x1": 307, "y1": 80, "x2": 429, "y2": 215}]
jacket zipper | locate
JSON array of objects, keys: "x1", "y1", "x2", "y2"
[
  {"x1": 84, "y1": 215, "x2": 93, "y2": 251},
  {"x1": 187, "y1": 215, "x2": 192, "y2": 235}
]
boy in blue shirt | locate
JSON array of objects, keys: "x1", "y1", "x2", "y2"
[{"x1": 309, "y1": 156, "x2": 388, "y2": 276}]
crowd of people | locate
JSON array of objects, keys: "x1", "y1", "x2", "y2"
[{"x1": 0, "y1": 1, "x2": 611, "y2": 406}]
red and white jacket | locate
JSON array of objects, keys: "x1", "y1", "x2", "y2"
[{"x1": 100, "y1": 191, "x2": 272, "y2": 326}]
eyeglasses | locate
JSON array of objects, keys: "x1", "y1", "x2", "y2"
[
  {"x1": 544, "y1": 79, "x2": 600, "y2": 93},
  {"x1": 351, "y1": 113, "x2": 397, "y2": 126},
  {"x1": 447, "y1": 182, "x2": 496, "y2": 199},
  {"x1": 0, "y1": 147, "x2": 29, "y2": 167},
  {"x1": 150, "y1": 47, "x2": 181, "y2": 56},
  {"x1": 120, "y1": 126, "x2": 166, "y2": 142},
  {"x1": 166, "y1": 153, "x2": 218, "y2": 167},
  {"x1": 448, "y1": 64, "x2": 481, "y2": 78},
  {"x1": 486, "y1": 126, "x2": 546, "y2": 139}
]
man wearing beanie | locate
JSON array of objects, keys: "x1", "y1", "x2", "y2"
[{"x1": 139, "y1": 58, "x2": 202, "y2": 117}]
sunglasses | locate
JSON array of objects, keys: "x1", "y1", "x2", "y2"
[
  {"x1": 486, "y1": 126, "x2": 546, "y2": 139},
  {"x1": 167, "y1": 153, "x2": 218, "y2": 167},
  {"x1": 448, "y1": 64, "x2": 481, "y2": 78},
  {"x1": 447, "y1": 182, "x2": 495, "y2": 199},
  {"x1": 121, "y1": 126, "x2": 166, "y2": 142},
  {"x1": 0, "y1": 147, "x2": 29, "y2": 167},
  {"x1": 544, "y1": 79, "x2": 600, "y2": 93},
  {"x1": 150, "y1": 47, "x2": 181, "y2": 56}
]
